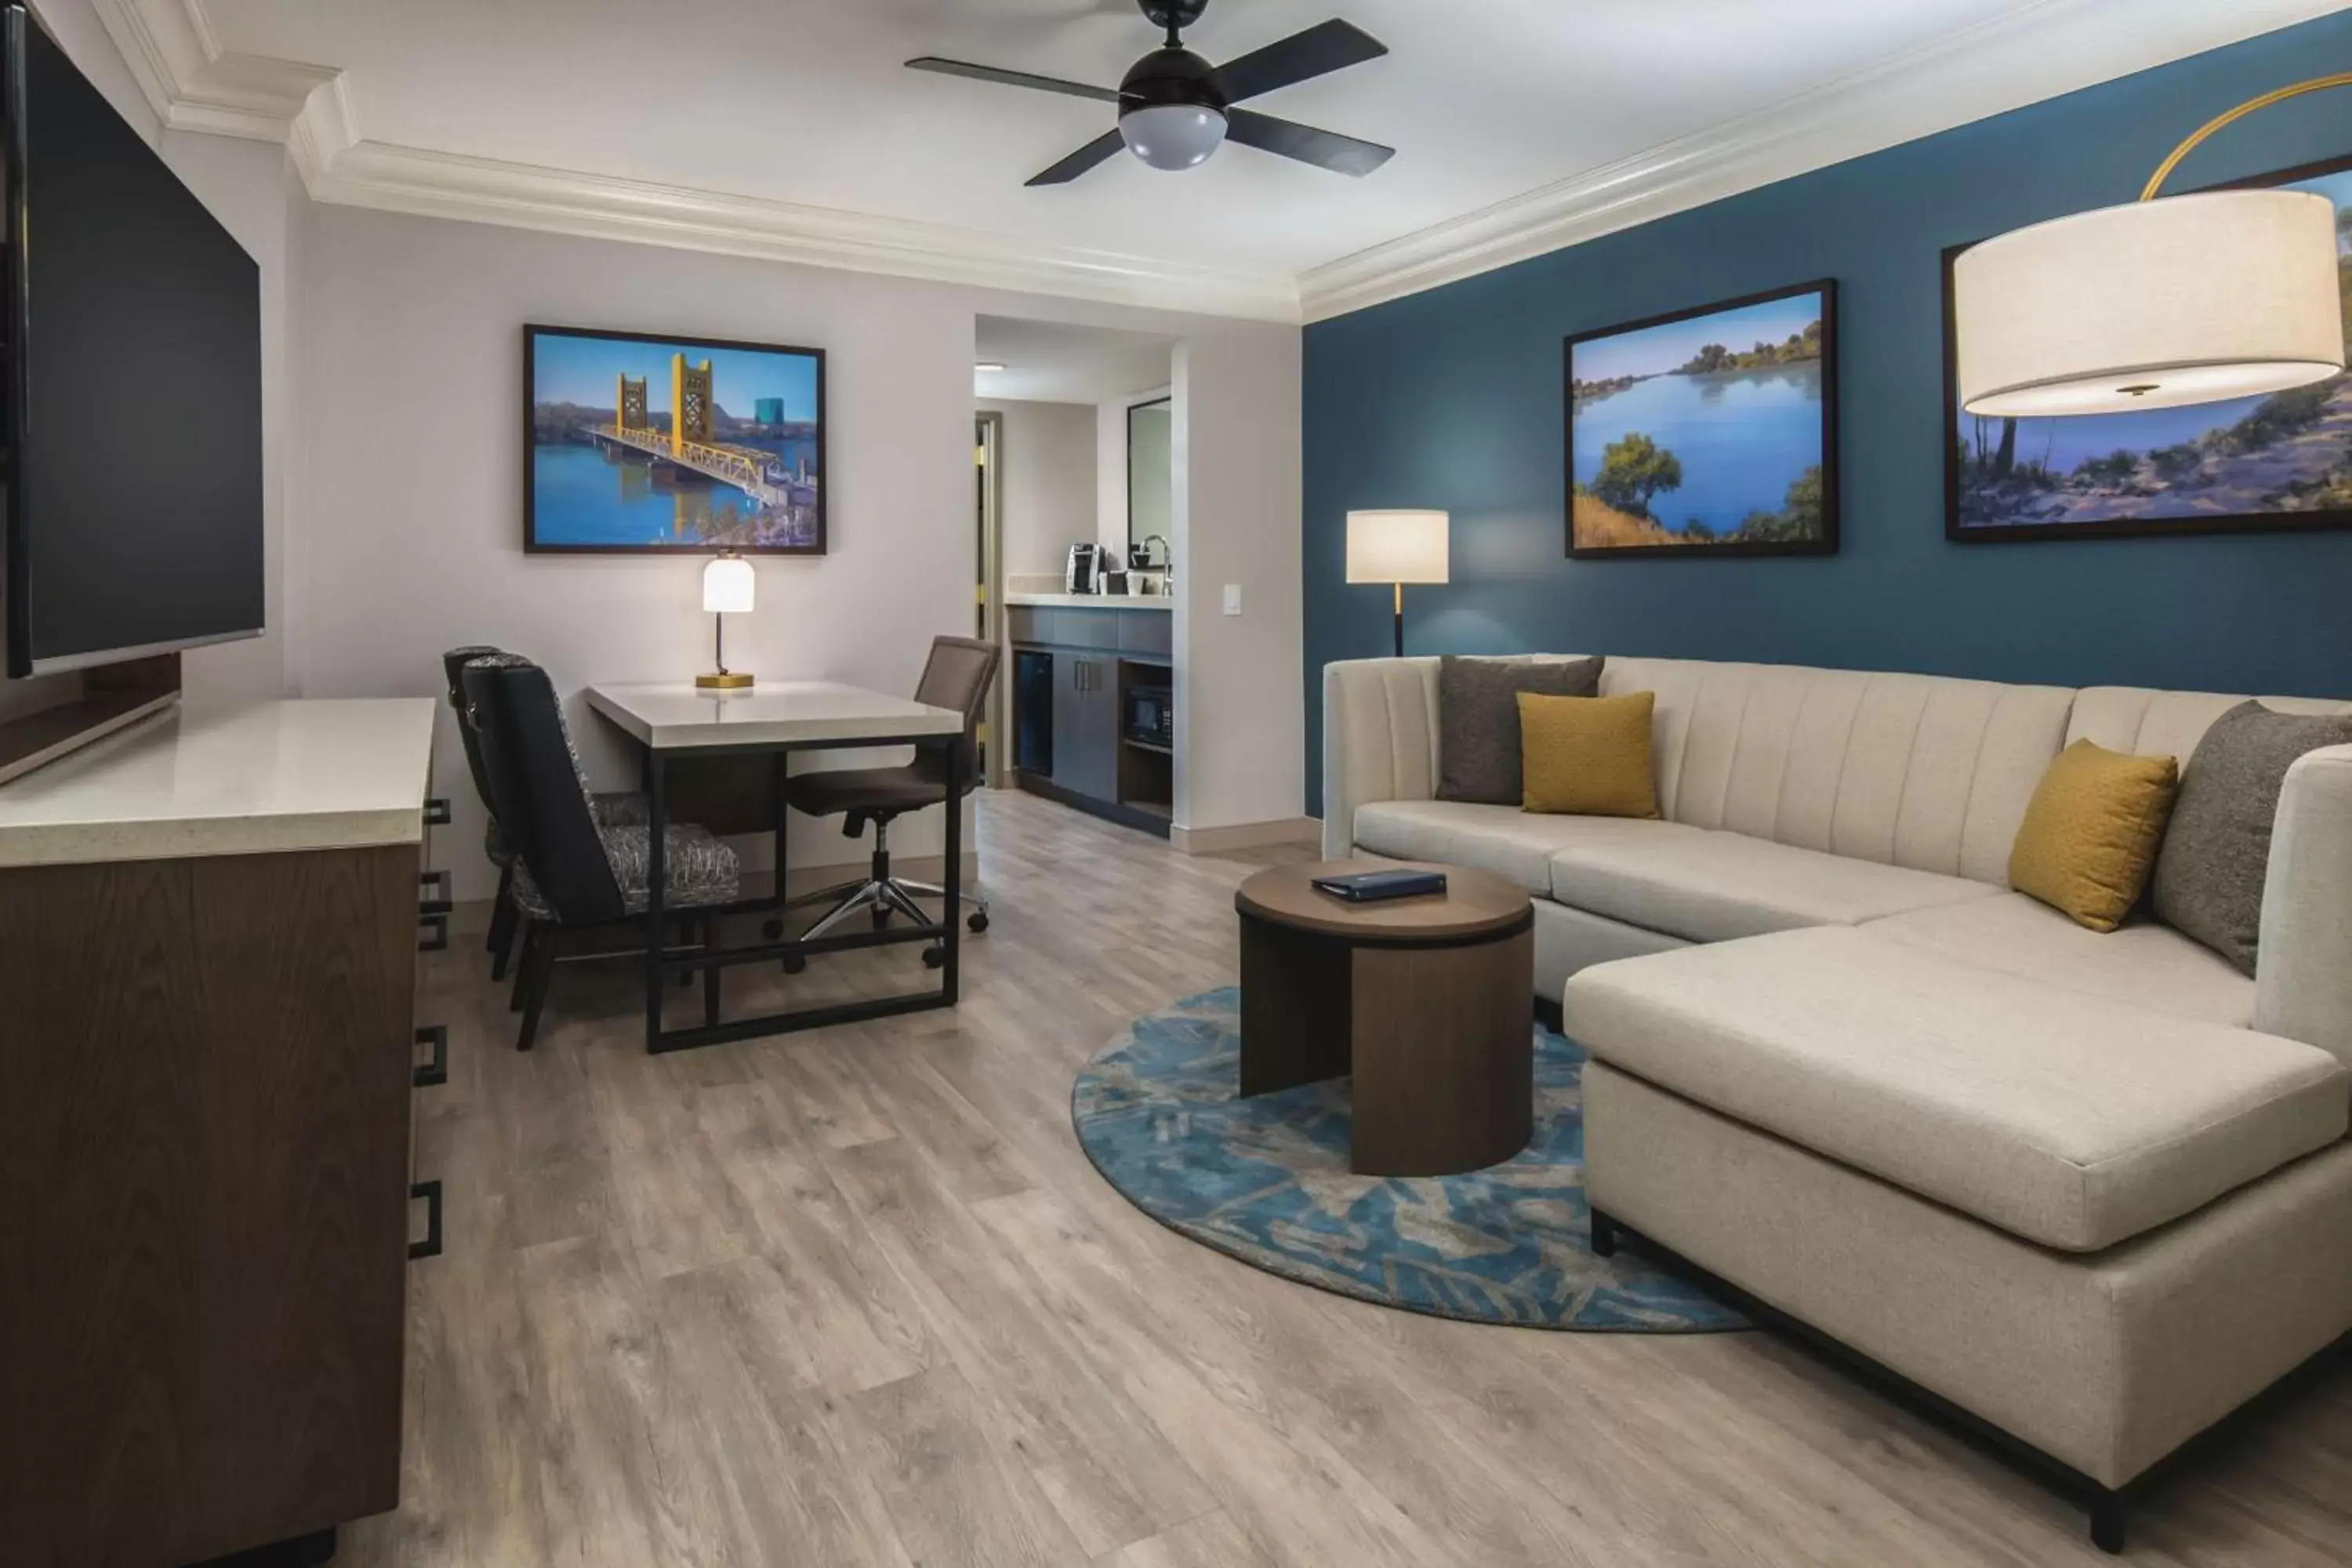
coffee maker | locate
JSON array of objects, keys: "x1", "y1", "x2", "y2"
[{"x1": 1065, "y1": 542, "x2": 1107, "y2": 595}]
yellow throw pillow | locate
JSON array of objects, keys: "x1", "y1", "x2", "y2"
[
  {"x1": 1519, "y1": 691, "x2": 1661, "y2": 818},
  {"x1": 2009, "y1": 739, "x2": 2180, "y2": 933}
]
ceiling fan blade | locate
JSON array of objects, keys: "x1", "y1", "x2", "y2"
[
  {"x1": 1224, "y1": 108, "x2": 1392, "y2": 176},
  {"x1": 906, "y1": 56, "x2": 1122, "y2": 104},
  {"x1": 1026, "y1": 129, "x2": 1129, "y2": 187},
  {"x1": 1210, "y1": 20, "x2": 1387, "y2": 103}
]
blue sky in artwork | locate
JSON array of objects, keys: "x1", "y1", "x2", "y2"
[
  {"x1": 1574, "y1": 294, "x2": 1826, "y2": 383},
  {"x1": 532, "y1": 332, "x2": 819, "y2": 421}
]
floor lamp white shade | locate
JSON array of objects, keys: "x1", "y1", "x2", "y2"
[
  {"x1": 1954, "y1": 189, "x2": 2345, "y2": 418},
  {"x1": 1345, "y1": 510, "x2": 1451, "y2": 585},
  {"x1": 1346, "y1": 510, "x2": 1449, "y2": 658}
]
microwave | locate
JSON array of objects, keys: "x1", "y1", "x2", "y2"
[{"x1": 1124, "y1": 683, "x2": 1174, "y2": 747}]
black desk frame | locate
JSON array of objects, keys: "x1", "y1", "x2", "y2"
[{"x1": 638, "y1": 728, "x2": 962, "y2": 1054}]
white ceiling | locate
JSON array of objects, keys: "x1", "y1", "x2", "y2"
[
  {"x1": 102, "y1": 1, "x2": 2346, "y2": 319},
  {"x1": 975, "y1": 316, "x2": 1171, "y2": 404}
]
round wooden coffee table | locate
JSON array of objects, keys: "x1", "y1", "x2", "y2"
[{"x1": 1234, "y1": 860, "x2": 1534, "y2": 1177}]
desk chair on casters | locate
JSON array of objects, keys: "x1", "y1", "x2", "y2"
[{"x1": 768, "y1": 636, "x2": 999, "y2": 971}]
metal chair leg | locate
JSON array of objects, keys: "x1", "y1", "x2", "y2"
[
  {"x1": 802, "y1": 883, "x2": 879, "y2": 941},
  {"x1": 515, "y1": 925, "x2": 558, "y2": 1051},
  {"x1": 510, "y1": 919, "x2": 543, "y2": 1011},
  {"x1": 890, "y1": 878, "x2": 989, "y2": 917},
  {"x1": 486, "y1": 865, "x2": 515, "y2": 954},
  {"x1": 880, "y1": 881, "x2": 934, "y2": 927}
]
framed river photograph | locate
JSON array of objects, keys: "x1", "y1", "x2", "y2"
[
  {"x1": 524, "y1": 324, "x2": 826, "y2": 554},
  {"x1": 1944, "y1": 153, "x2": 2352, "y2": 544},
  {"x1": 1566, "y1": 279, "x2": 1839, "y2": 558}
]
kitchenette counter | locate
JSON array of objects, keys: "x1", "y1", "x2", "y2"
[{"x1": 1004, "y1": 592, "x2": 1172, "y2": 611}]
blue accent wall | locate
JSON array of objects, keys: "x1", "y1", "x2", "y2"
[{"x1": 1303, "y1": 13, "x2": 2352, "y2": 808}]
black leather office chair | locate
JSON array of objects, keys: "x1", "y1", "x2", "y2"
[
  {"x1": 776, "y1": 636, "x2": 1000, "y2": 953},
  {"x1": 440, "y1": 644, "x2": 648, "y2": 982},
  {"x1": 459, "y1": 654, "x2": 741, "y2": 1051}
]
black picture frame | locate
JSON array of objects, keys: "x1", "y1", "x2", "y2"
[
  {"x1": 1126, "y1": 394, "x2": 1172, "y2": 555},
  {"x1": 523, "y1": 322, "x2": 827, "y2": 556},
  {"x1": 1942, "y1": 152, "x2": 2352, "y2": 545},
  {"x1": 1564, "y1": 278, "x2": 1841, "y2": 560}
]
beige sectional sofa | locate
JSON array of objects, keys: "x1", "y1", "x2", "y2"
[{"x1": 1321, "y1": 655, "x2": 2352, "y2": 1552}]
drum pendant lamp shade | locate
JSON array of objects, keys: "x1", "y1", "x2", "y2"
[{"x1": 1955, "y1": 190, "x2": 2344, "y2": 419}]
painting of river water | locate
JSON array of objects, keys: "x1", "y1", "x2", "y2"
[
  {"x1": 524, "y1": 325, "x2": 826, "y2": 554},
  {"x1": 1566, "y1": 281, "x2": 1838, "y2": 557},
  {"x1": 1945, "y1": 157, "x2": 2352, "y2": 543}
]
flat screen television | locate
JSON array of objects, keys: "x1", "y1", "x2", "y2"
[{"x1": 2, "y1": 2, "x2": 263, "y2": 678}]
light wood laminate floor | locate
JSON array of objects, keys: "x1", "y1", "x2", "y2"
[{"x1": 355, "y1": 789, "x2": 2352, "y2": 1567}]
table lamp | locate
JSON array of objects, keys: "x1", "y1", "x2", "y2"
[
  {"x1": 1346, "y1": 509, "x2": 1449, "y2": 658},
  {"x1": 1954, "y1": 74, "x2": 2349, "y2": 418},
  {"x1": 697, "y1": 551, "x2": 756, "y2": 690}
]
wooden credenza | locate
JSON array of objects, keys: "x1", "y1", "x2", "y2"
[{"x1": 0, "y1": 699, "x2": 441, "y2": 1568}]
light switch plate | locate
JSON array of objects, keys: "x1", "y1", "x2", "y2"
[{"x1": 1222, "y1": 584, "x2": 1242, "y2": 616}]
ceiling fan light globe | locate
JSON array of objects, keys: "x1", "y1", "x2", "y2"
[{"x1": 1120, "y1": 104, "x2": 1227, "y2": 170}]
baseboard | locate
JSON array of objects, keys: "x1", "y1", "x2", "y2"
[
  {"x1": 437, "y1": 851, "x2": 980, "y2": 936},
  {"x1": 1169, "y1": 817, "x2": 1320, "y2": 855}
]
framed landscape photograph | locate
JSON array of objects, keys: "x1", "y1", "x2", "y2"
[
  {"x1": 1565, "y1": 279, "x2": 1839, "y2": 558},
  {"x1": 524, "y1": 324, "x2": 826, "y2": 554},
  {"x1": 1944, "y1": 154, "x2": 2352, "y2": 544}
]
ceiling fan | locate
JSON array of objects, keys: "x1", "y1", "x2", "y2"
[{"x1": 907, "y1": 0, "x2": 1393, "y2": 187}]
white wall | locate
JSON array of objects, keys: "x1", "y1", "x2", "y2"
[
  {"x1": 297, "y1": 205, "x2": 983, "y2": 898},
  {"x1": 162, "y1": 131, "x2": 302, "y2": 711},
  {"x1": 976, "y1": 398, "x2": 1097, "y2": 579},
  {"x1": 1172, "y1": 331, "x2": 1305, "y2": 833}
]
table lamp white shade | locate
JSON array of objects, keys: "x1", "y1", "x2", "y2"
[
  {"x1": 702, "y1": 553, "x2": 756, "y2": 614},
  {"x1": 1345, "y1": 510, "x2": 1450, "y2": 585},
  {"x1": 1954, "y1": 189, "x2": 2345, "y2": 418}
]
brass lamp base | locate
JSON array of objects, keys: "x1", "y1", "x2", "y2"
[{"x1": 695, "y1": 671, "x2": 755, "y2": 691}]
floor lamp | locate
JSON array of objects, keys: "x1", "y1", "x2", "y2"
[{"x1": 1346, "y1": 510, "x2": 1450, "y2": 658}]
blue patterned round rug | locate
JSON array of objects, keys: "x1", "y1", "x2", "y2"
[{"x1": 1072, "y1": 987, "x2": 1748, "y2": 1332}]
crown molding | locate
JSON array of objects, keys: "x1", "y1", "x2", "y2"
[
  {"x1": 84, "y1": 0, "x2": 2346, "y2": 328},
  {"x1": 307, "y1": 140, "x2": 1302, "y2": 321},
  {"x1": 1298, "y1": 0, "x2": 2348, "y2": 321},
  {"x1": 87, "y1": 0, "x2": 334, "y2": 143}
]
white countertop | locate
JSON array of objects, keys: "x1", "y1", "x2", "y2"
[
  {"x1": 1004, "y1": 592, "x2": 1172, "y2": 611},
  {"x1": 0, "y1": 698, "x2": 438, "y2": 868},
  {"x1": 585, "y1": 681, "x2": 964, "y2": 750}
]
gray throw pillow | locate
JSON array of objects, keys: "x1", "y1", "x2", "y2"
[
  {"x1": 1437, "y1": 655, "x2": 1606, "y2": 805},
  {"x1": 2151, "y1": 700, "x2": 2352, "y2": 977}
]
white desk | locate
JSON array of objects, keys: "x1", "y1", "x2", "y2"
[
  {"x1": 585, "y1": 681, "x2": 963, "y2": 750},
  {"x1": 583, "y1": 680, "x2": 970, "y2": 1053}
]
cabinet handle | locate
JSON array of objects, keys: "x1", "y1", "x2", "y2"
[
  {"x1": 423, "y1": 797, "x2": 453, "y2": 827},
  {"x1": 417, "y1": 913, "x2": 448, "y2": 953},
  {"x1": 413, "y1": 1024, "x2": 448, "y2": 1089},
  {"x1": 419, "y1": 869, "x2": 452, "y2": 916},
  {"x1": 408, "y1": 1181, "x2": 444, "y2": 1261}
]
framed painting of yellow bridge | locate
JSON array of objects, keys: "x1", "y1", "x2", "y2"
[{"x1": 524, "y1": 324, "x2": 826, "y2": 554}]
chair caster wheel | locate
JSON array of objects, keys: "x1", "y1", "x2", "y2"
[
  {"x1": 781, "y1": 951, "x2": 808, "y2": 975},
  {"x1": 967, "y1": 909, "x2": 989, "y2": 935},
  {"x1": 922, "y1": 946, "x2": 946, "y2": 970},
  {"x1": 871, "y1": 906, "x2": 891, "y2": 930}
]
